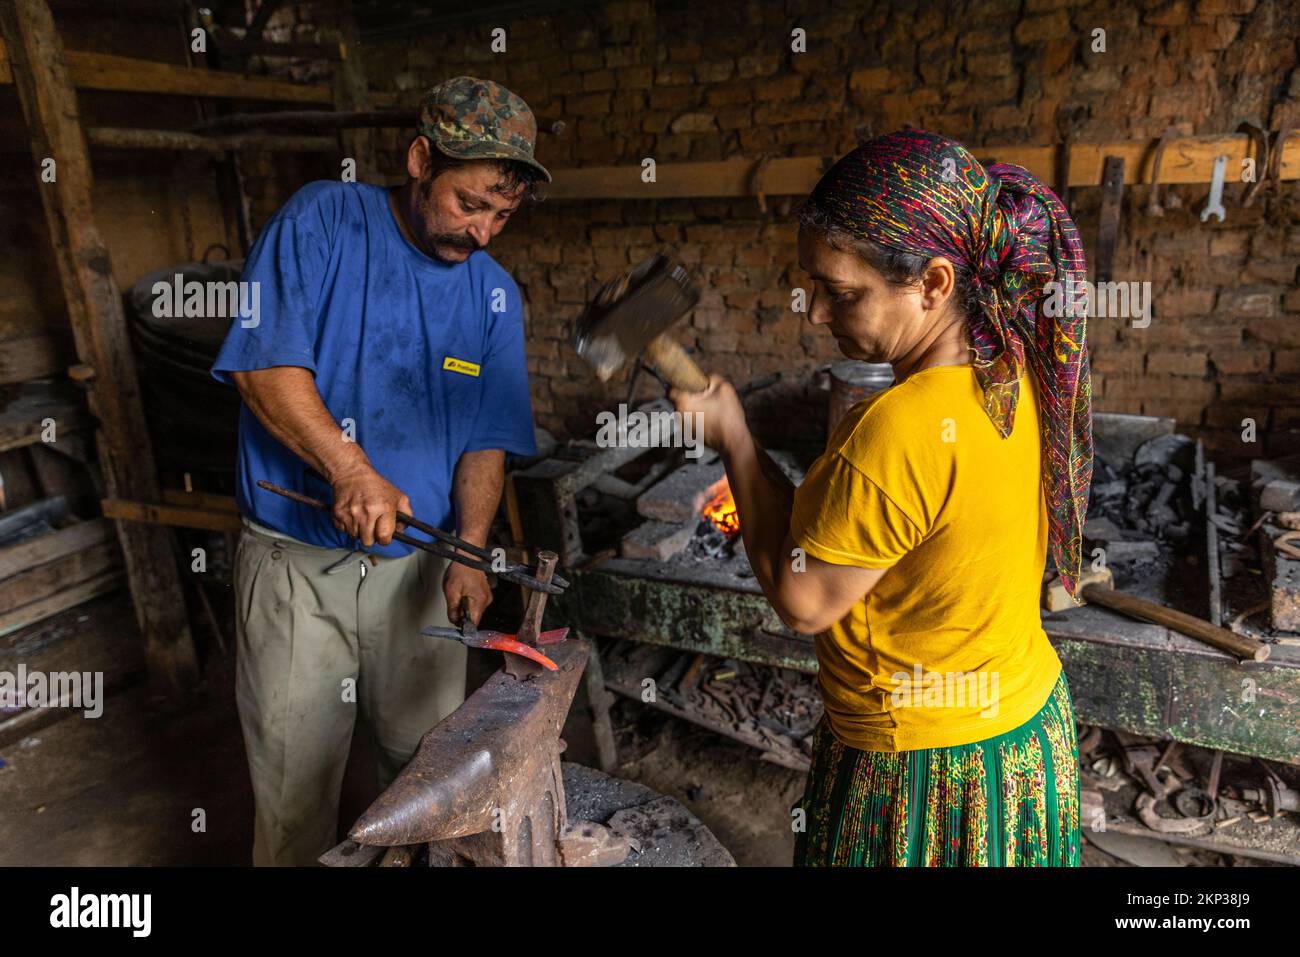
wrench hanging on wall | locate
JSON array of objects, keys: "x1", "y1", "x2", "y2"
[{"x1": 1199, "y1": 155, "x2": 1228, "y2": 223}]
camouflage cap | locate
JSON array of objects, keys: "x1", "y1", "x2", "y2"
[{"x1": 418, "y1": 75, "x2": 552, "y2": 183}]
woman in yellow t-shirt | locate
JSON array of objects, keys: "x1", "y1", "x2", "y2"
[{"x1": 670, "y1": 129, "x2": 1091, "y2": 866}]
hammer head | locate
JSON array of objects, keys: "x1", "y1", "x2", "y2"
[
  {"x1": 572, "y1": 252, "x2": 699, "y2": 381},
  {"x1": 1043, "y1": 566, "x2": 1114, "y2": 613}
]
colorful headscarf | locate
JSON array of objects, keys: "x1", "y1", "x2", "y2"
[{"x1": 806, "y1": 129, "x2": 1093, "y2": 599}]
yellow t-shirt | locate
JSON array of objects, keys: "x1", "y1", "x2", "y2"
[{"x1": 790, "y1": 363, "x2": 1062, "y2": 752}]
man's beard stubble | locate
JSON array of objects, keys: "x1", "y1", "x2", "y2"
[{"x1": 417, "y1": 175, "x2": 481, "y2": 261}]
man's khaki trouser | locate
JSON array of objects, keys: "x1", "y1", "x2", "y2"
[{"x1": 233, "y1": 518, "x2": 465, "y2": 866}]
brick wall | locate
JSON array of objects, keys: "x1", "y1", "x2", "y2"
[{"x1": 273, "y1": 0, "x2": 1300, "y2": 463}]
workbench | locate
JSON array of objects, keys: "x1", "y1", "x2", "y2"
[
  {"x1": 515, "y1": 406, "x2": 1299, "y2": 768},
  {"x1": 555, "y1": 563, "x2": 1299, "y2": 766}
]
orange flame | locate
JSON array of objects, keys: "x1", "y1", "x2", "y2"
[{"x1": 701, "y1": 479, "x2": 740, "y2": 536}]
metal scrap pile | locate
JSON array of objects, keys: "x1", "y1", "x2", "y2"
[
  {"x1": 601, "y1": 640, "x2": 821, "y2": 770},
  {"x1": 1084, "y1": 433, "x2": 1198, "y2": 566},
  {"x1": 1079, "y1": 725, "x2": 1300, "y2": 864},
  {"x1": 672, "y1": 658, "x2": 820, "y2": 766}
]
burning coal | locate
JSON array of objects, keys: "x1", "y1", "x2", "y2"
[{"x1": 701, "y1": 478, "x2": 739, "y2": 537}]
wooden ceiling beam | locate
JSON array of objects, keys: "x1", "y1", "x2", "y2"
[{"x1": 0, "y1": 38, "x2": 332, "y2": 102}]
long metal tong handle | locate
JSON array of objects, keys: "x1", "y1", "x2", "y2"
[{"x1": 255, "y1": 481, "x2": 568, "y2": 594}]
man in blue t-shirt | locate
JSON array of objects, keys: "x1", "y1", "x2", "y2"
[{"x1": 211, "y1": 76, "x2": 548, "y2": 866}]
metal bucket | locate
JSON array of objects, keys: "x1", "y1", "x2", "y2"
[{"x1": 828, "y1": 360, "x2": 894, "y2": 433}]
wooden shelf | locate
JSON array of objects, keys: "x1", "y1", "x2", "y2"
[{"x1": 542, "y1": 134, "x2": 1300, "y2": 201}]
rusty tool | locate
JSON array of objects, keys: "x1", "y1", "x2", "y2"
[
  {"x1": 422, "y1": 597, "x2": 561, "y2": 671},
  {"x1": 1094, "y1": 155, "x2": 1125, "y2": 283},
  {"x1": 572, "y1": 251, "x2": 709, "y2": 393},
  {"x1": 256, "y1": 479, "x2": 569, "y2": 594},
  {"x1": 1054, "y1": 104, "x2": 1086, "y2": 212},
  {"x1": 1236, "y1": 120, "x2": 1270, "y2": 206},
  {"x1": 1144, "y1": 126, "x2": 1183, "y2": 217},
  {"x1": 504, "y1": 550, "x2": 566, "y2": 679},
  {"x1": 1243, "y1": 759, "x2": 1300, "y2": 817},
  {"x1": 1043, "y1": 566, "x2": 1271, "y2": 662},
  {"x1": 1268, "y1": 124, "x2": 1296, "y2": 202}
]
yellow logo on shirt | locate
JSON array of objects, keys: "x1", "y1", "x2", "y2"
[{"x1": 443, "y1": 356, "x2": 481, "y2": 377}]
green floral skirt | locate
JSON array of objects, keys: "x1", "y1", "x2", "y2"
[{"x1": 794, "y1": 670, "x2": 1081, "y2": 867}]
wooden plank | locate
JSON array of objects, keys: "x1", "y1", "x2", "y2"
[
  {"x1": 160, "y1": 489, "x2": 238, "y2": 513},
  {"x1": 0, "y1": 39, "x2": 332, "y2": 103},
  {"x1": 0, "y1": 538, "x2": 120, "y2": 612},
  {"x1": 541, "y1": 135, "x2": 1300, "y2": 200},
  {"x1": 1, "y1": 0, "x2": 198, "y2": 695},
  {"x1": 86, "y1": 127, "x2": 336, "y2": 153},
  {"x1": 1102, "y1": 817, "x2": 1300, "y2": 868},
  {"x1": 580, "y1": 635, "x2": 619, "y2": 772},
  {"x1": 0, "y1": 334, "x2": 67, "y2": 384},
  {"x1": 102, "y1": 498, "x2": 243, "y2": 533},
  {"x1": 195, "y1": 108, "x2": 417, "y2": 134},
  {"x1": 0, "y1": 517, "x2": 113, "y2": 579},
  {"x1": 0, "y1": 567, "x2": 124, "y2": 637}
]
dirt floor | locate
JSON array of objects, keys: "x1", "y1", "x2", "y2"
[
  {"x1": 0, "y1": 593, "x2": 251, "y2": 865},
  {"x1": 596, "y1": 699, "x2": 805, "y2": 866},
  {"x1": 0, "y1": 590, "x2": 804, "y2": 866},
  {"x1": 0, "y1": 589, "x2": 1290, "y2": 867}
]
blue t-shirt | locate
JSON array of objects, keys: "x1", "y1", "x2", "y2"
[{"x1": 211, "y1": 180, "x2": 537, "y2": 557}]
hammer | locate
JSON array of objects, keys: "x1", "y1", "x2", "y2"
[
  {"x1": 572, "y1": 252, "x2": 709, "y2": 393},
  {"x1": 1043, "y1": 567, "x2": 1270, "y2": 662}
]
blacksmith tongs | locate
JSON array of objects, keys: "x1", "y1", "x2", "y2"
[
  {"x1": 422, "y1": 597, "x2": 562, "y2": 671},
  {"x1": 255, "y1": 480, "x2": 569, "y2": 595}
]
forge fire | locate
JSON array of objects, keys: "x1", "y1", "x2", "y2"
[{"x1": 701, "y1": 478, "x2": 740, "y2": 537}]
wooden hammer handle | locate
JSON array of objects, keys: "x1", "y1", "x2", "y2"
[
  {"x1": 1081, "y1": 585, "x2": 1271, "y2": 662},
  {"x1": 644, "y1": 334, "x2": 709, "y2": 393}
]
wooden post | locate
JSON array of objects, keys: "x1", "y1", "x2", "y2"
[
  {"x1": 0, "y1": 0, "x2": 199, "y2": 696},
  {"x1": 334, "y1": 0, "x2": 378, "y2": 181},
  {"x1": 579, "y1": 633, "x2": 619, "y2": 773}
]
